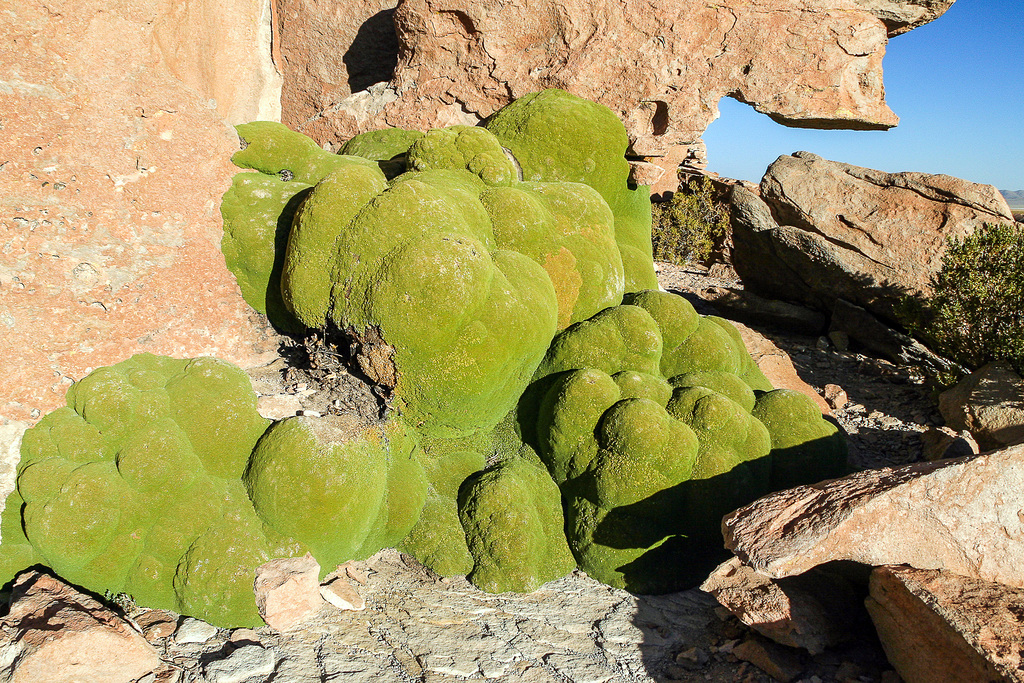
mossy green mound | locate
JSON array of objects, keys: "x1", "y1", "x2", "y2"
[
  {"x1": 484, "y1": 89, "x2": 658, "y2": 292},
  {"x1": 222, "y1": 121, "x2": 384, "y2": 331},
  {"x1": 0, "y1": 354, "x2": 291, "y2": 627},
  {"x1": 458, "y1": 457, "x2": 576, "y2": 593},
  {"x1": 521, "y1": 291, "x2": 845, "y2": 591},
  {"x1": 244, "y1": 415, "x2": 427, "y2": 572},
  {"x1": 752, "y1": 389, "x2": 848, "y2": 490}
]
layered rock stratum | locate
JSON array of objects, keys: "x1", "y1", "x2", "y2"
[{"x1": 278, "y1": 0, "x2": 954, "y2": 169}]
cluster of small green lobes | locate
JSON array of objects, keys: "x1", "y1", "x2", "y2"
[
  {"x1": 0, "y1": 354, "x2": 426, "y2": 628},
  {"x1": 221, "y1": 89, "x2": 655, "y2": 437},
  {"x1": 0, "y1": 355, "x2": 281, "y2": 627},
  {"x1": 520, "y1": 291, "x2": 847, "y2": 592}
]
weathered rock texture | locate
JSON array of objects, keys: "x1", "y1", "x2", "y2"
[
  {"x1": 276, "y1": 0, "x2": 401, "y2": 133},
  {"x1": 0, "y1": 3, "x2": 282, "y2": 423},
  {"x1": 701, "y1": 557, "x2": 862, "y2": 654},
  {"x1": 153, "y1": 0, "x2": 283, "y2": 124},
  {"x1": 866, "y1": 565, "x2": 1024, "y2": 683},
  {"x1": 254, "y1": 554, "x2": 325, "y2": 631},
  {"x1": 722, "y1": 444, "x2": 1024, "y2": 587},
  {"x1": 0, "y1": 571, "x2": 161, "y2": 683},
  {"x1": 730, "y1": 152, "x2": 1016, "y2": 323},
  {"x1": 939, "y1": 361, "x2": 1024, "y2": 451},
  {"x1": 277, "y1": 0, "x2": 953, "y2": 160}
]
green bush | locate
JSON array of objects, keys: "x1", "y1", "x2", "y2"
[
  {"x1": 651, "y1": 175, "x2": 729, "y2": 265},
  {"x1": 911, "y1": 222, "x2": 1024, "y2": 374}
]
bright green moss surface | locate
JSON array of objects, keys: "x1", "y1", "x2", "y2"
[
  {"x1": 398, "y1": 435, "x2": 487, "y2": 577},
  {"x1": 220, "y1": 173, "x2": 309, "y2": 331},
  {"x1": 319, "y1": 169, "x2": 559, "y2": 437},
  {"x1": 752, "y1": 389, "x2": 848, "y2": 490},
  {"x1": 222, "y1": 121, "x2": 384, "y2": 331},
  {"x1": 0, "y1": 354, "x2": 287, "y2": 627},
  {"x1": 483, "y1": 182, "x2": 624, "y2": 328},
  {"x1": 519, "y1": 292, "x2": 846, "y2": 591},
  {"x1": 458, "y1": 457, "x2": 576, "y2": 593},
  {"x1": 245, "y1": 415, "x2": 426, "y2": 571},
  {"x1": 484, "y1": 89, "x2": 658, "y2": 292},
  {"x1": 341, "y1": 127, "x2": 424, "y2": 162},
  {"x1": 280, "y1": 163, "x2": 389, "y2": 328},
  {"x1": 407, "y1": 126, "x2": 517, "y2": 187}
]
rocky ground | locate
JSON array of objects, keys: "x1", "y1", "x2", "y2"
[{"x1": 1, "y1": 263, "x2": 945, "y2": 683}]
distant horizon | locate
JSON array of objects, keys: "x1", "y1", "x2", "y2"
[{"x1": 702, "y1": 0, "x2": 1024, "y2": 190}]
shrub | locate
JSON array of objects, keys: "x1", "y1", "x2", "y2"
[
  {"x1": 909, "y1": 222, "x2": 1024, "y2": 375},
  {"x1": 651, "y1": 175, "x2": 729, "y2": 264}
]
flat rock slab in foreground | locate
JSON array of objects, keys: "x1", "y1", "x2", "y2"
[
  {"x1": 0, "y1": 571, "x2": 161, "y2": 683},
  {"x1": 259, "y1": 550, "x2": 717, "y2": 682},
  {"x1": 866, "y1": 565, "x2": 1024, "y2": 683},
  {"x1": 722, "y1": 444, "x2": 1024, "y2": 587}
]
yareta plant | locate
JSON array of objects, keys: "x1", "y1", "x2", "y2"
[{"x1": 0, "y1": 90, "x2": 847, "y2": 628}]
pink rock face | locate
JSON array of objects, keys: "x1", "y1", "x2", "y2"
[
  {"x1": 0, "y1": 571, "x2": 161, "y2": 683},
  {"x1": 0, "y1": 3, "x2": 281, "y2": 423},
  {"x1": 866, "y1": 565, "x2": 1024, "y2": 683},
  {"x1": 701, "y1": 557, "x2": 861, "y2": 655},
  {"x1": 731, "y1": 153, "x2": 1015, "y2": 323},
  {"x1": 733, "y1": 321, "x2": 831, "y2": 415},
  {"x1": 277, "y1": 0, "x2": 952, "y2": 159},
  {"x1": 254, "y1": 554, "x2": 324, "y2": 630},
  {"x1": 722, "y1": 443, "x2": 1024, "y2": 588}
]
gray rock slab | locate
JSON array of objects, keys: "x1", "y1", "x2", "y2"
[{"x1": 250, "y1": 549, "x2": 720, "y2": 682}]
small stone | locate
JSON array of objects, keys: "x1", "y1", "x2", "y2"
[
  {"x1": 0, "y1": 571, "x2": 161, "y2": 683},
  {"x1": 732, "y1": 638, "x2": 803, "y2": 683},
  {"x1": 823, "y1": 384, "x2": 848, "y2": 410},
  {"x1": 816, "y1": 336, "x2": 831, "y2": 351},
  {"x1": 256, "y1": 393, "x2": 302, "y2": 420},
  {"x1": 229, "y1": 628, "x2": 263, "y2": 646},
  {"x1": 675, "y1": 646, "x2": 709, "y2": 668},
  {"x1": 174, "y1": 617, "x2": 219, "y2": 644},
  {"x1": 254, "y1": 553, "x2": 323, "y2": 631},
  {"x1": 204, "y1": 644, "x2": 277, "y2": 683},
  {"x1": 134, "y1": 609, "x2": 178, "y2": 642},
  {"x1": 341, "y1": 561, "x2": 369, "y2": 585},
  {"x1": 718, "y1": 639, "x2": 739, "y2": 654},
  {"x1": 320, "y1": 577, "x2": 366, "y2": 611}
]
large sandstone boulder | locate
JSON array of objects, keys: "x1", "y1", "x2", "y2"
[
  {"x1": 866, "y1": 565, "x2": 1024, "y2": 683},
  {"x1": 276, "y1": 0, "x2": 400, "y2": 134},
  {"x1": 722, "y1": 443, "x2": 1024, "y2": 588},
  {"x1": 277, "y1": 0, "x2": 952, "y2": 162},
  {"x1": 0, "y1": 2, "x2": 282, "y2": 424},
  {"x1": 939, "y1": 361, "x2": 1024, "y2": 451},
  {"x1": 730, "y1": 152, "x2": 1016, "y2": 324}
]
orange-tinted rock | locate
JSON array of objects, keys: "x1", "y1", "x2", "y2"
[
  {"x1": 734, "y1": 322, "x2": 831, "y2": 415},
  {"x1": 277, "y1": 0, "x2": 952, "y2": 159},
  {"x1": 0, "y1": 571, "x2": 161, "y2": 683},
  {"x1": 723, "y1": 443, "x2": 1024, "y2": 588},
  {"x1": 866, "y1": 565, "x2": 1024, "y2": 683},
  {"x1": 276, "y1": 0, "x2": 400, "y2": 134},
  {"x1": 732, "y1": 152, "x2": 1015, "y2": 323},
  {"x1": 0, "y1": 3, "x2": 281, "y2": 423}
]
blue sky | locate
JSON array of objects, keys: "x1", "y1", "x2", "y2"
[{"x1": 703, "y1": 0, "x2": 1024, "y2": 191}]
